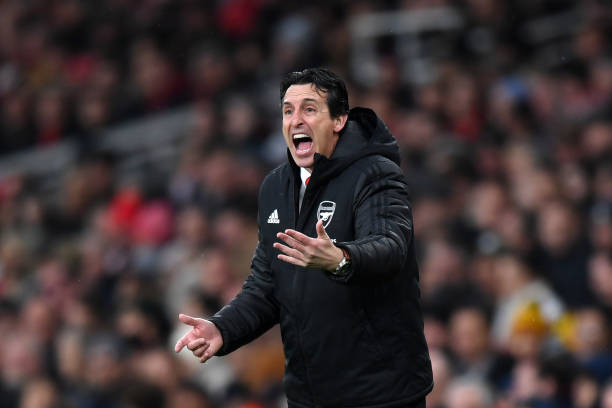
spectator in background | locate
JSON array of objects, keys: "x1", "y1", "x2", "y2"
[
  {"x1": 573, "y1": 307, "x2": 612, "y2": 384},
  {"x1": 77, "y1": 334, "x2": 124, "y2": 408},
  {"x1": 0, "y1": 331, "x2": 44, "y2": 408},
  {"x1": 167, "y1": 381, "x2": 215, "y2": 408},
  {"x1": 490, "y1": 252, "x2": 564, "y2": 347},
  {"x1": 420, "y1": 236, "x2": 467, "y2": 297},
  {"x1": 533, "y1": 352, "x2": 578, "y2": 408},
  {"x1": 448, "y1": 306, "x2": 495, "y2": 380},
  {"x1": 127, "y1": 38, "x2": 186, "y2": 116},
  {"x1": 0, "y1": 90, "x2": 33, "y2": 153},
  {"x1": 589, "y1": 252, "x2": 612, "y2": 316},
  {"x1": 19, "y1": 377, "x2": 60, "y2": 408},
  {"x1": 535, "y1": 199, "x2": 594, "y2": 308},
  {"x1": 444, "y1": 377, "x2": 494, "y2": 408},
  {"x1": 602, "y1": 379, "x2": 612, "y2": 408},
  {"x1": 589, "y1": 202, "x2": 612, "y2": 254},
  {"x1": 0, "y1": 235, "x2": 30, "y2": 300},
  {"x1": 507, "y1": 302, "x2": 551, "y2": 363},
  {"x1": 427, "y1": 349, "x2": 454, "y2": 408},
  {"x1": 572, "y1": 371, "x2": 600, "y2": 408},
  {"x1": 33, "y1": 86, "x2": 70, "y2": 147}
]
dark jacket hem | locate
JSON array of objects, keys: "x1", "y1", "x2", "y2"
[{"x1": 287, "y1": 382, "x2": 434, "y2": 408}]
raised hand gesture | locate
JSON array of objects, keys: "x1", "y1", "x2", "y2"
[{"x1": 273, "y1": 220, "x2": 344, "y2": 271}]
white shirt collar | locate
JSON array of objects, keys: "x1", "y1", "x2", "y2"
[{"x1": 300, "y1": 167, "x2": 311, "y2": 186}]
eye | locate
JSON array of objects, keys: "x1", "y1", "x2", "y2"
[
  {"x1": 305, "y1": 106, "x2": 316, "y2": 113},
  {"x1": 283, "y1": 109, "x2": 292, "y2": 116}
]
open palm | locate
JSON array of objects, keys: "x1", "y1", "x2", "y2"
[{"x1": 174, "y1": 314, "x2": 223, "y2": 363}]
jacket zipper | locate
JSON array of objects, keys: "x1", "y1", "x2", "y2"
[{"x1": 291, "y1": 175, "x2": 321, "y2": 407}]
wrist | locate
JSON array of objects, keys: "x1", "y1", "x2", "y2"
[
  {"x1": 331, "y1": 247, "x2": 351, "y2": 276},
  {"x1": 328, "y1": 247, "x2": 345, "y2": 271}
]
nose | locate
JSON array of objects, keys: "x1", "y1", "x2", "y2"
[{"x1": 290, "y1": 110, "x2": 304, "y2": 128}]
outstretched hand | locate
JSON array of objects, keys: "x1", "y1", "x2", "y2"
[
  {"x1": 174, "y1": 314, "x2": 223, "y2": 363},
  {"x1": 273, "y1": 220, "x2": 344, "y2": 271}
]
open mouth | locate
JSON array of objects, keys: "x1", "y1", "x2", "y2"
[{"x1": 293, "y1": 133, "x2": 313, "y2": 153}]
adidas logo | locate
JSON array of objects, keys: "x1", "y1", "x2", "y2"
[{"x1": 267, "y1": 209, "x2": 280, "y2": 224}]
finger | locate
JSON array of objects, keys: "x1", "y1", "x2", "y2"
[
  {"x1": 178, "y1": 313, "x2": 200, "y2": 327},
  {"x1": 316, "y1": 220, "x2": 328, "y2": 239},
  {"x1": 273, "y1": 242, "x2": 305, "y2": 260},
  {"x1": 284, "y1": 229, "x2": 313, "y2": 245},
  {"x1": 187, "y1": 338, "x2": 207, "y2": 351},
  {"x1": 175, "y1": 334, "x2": 189, "y2": 353},
  {"x1": 278, "y1": 253, "x2": 306, "y2": 267},
  {"x1": 200, "y1": 349, "x2": 214, "y2": 363},
  {"x1": 276, "y1": 232, "x2": 305, "y2": 251},
  {"x1": 193, "y1": 343, "x2": 210, "y2": 357}
]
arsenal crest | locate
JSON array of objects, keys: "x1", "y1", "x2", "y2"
[{"x1": 317, "y1": 201, "x2": 336, "y2": 228}]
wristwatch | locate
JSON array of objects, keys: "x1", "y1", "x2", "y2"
[{"x1": 332, "y1": 248, "x2": 351, "y2": 276}]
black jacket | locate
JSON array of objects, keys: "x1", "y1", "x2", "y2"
[{"x1": 209, "y1": 108, "x2": 433, "y2": 407}]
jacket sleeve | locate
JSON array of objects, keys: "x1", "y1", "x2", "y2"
[
  {"x1": 334, "y1": 158, "x2": 414, "y2": 284},
  {"x1": 208, "y1": 217, "x2": 280, "y2": 356}
]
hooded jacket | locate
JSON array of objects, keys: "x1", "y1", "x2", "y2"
[{"x1": 209, "y1": 108, "x2": 433, "y2": 408}]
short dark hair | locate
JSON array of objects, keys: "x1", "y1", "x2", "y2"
[{"x1": 280, "y1": 67, "x2": 349, "y2": 118}]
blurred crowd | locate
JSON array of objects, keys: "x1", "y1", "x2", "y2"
[{"x1": 1, "y1": 0, "x2": 612, "y2": 407}]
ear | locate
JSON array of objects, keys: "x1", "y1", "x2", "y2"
[{"x1": 333, "y1": 114, "x2": 348, "y2": 133}]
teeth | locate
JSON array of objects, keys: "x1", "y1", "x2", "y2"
[{"x1": 293, "y1": 134, "x2": 310, "y2": 140}]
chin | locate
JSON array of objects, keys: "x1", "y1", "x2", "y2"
[
  {"x1": 293, "y1": 154, "x2": 314, "y2": 169},
  {"x1": 297, "y1": 159, "x2": 314, "y2": 169}
]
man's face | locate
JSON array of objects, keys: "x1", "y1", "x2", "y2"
[{"x1": 282, "y1": 84, "x2": 347, "y2": 171}]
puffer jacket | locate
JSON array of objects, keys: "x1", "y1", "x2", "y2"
[{"x1": 209, "y1": 107, "x2": 433, "y2": 408}]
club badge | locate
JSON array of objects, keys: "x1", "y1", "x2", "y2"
[{"x1": 317, "y1": 201, "x2": 336, "y2": 228}]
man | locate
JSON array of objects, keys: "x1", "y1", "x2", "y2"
[{"x1": 175, "y1": 68, "x2": 433, "y2": 407}]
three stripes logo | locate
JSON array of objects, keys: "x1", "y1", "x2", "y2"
[{"x1": 267, "y1": 209, "x2": 280, "y2": 224}]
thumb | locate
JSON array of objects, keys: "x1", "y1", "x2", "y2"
[
  {"x1": 178, "y1": 313, "x2": 200, "y2": 327},
  {"x1": 316, "y1": 220, "x2": 328, "y2": 239}
]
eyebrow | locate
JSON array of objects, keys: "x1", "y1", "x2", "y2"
[{"x1": 282, "y1": 98, "x2": 320, "y2": 106}]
